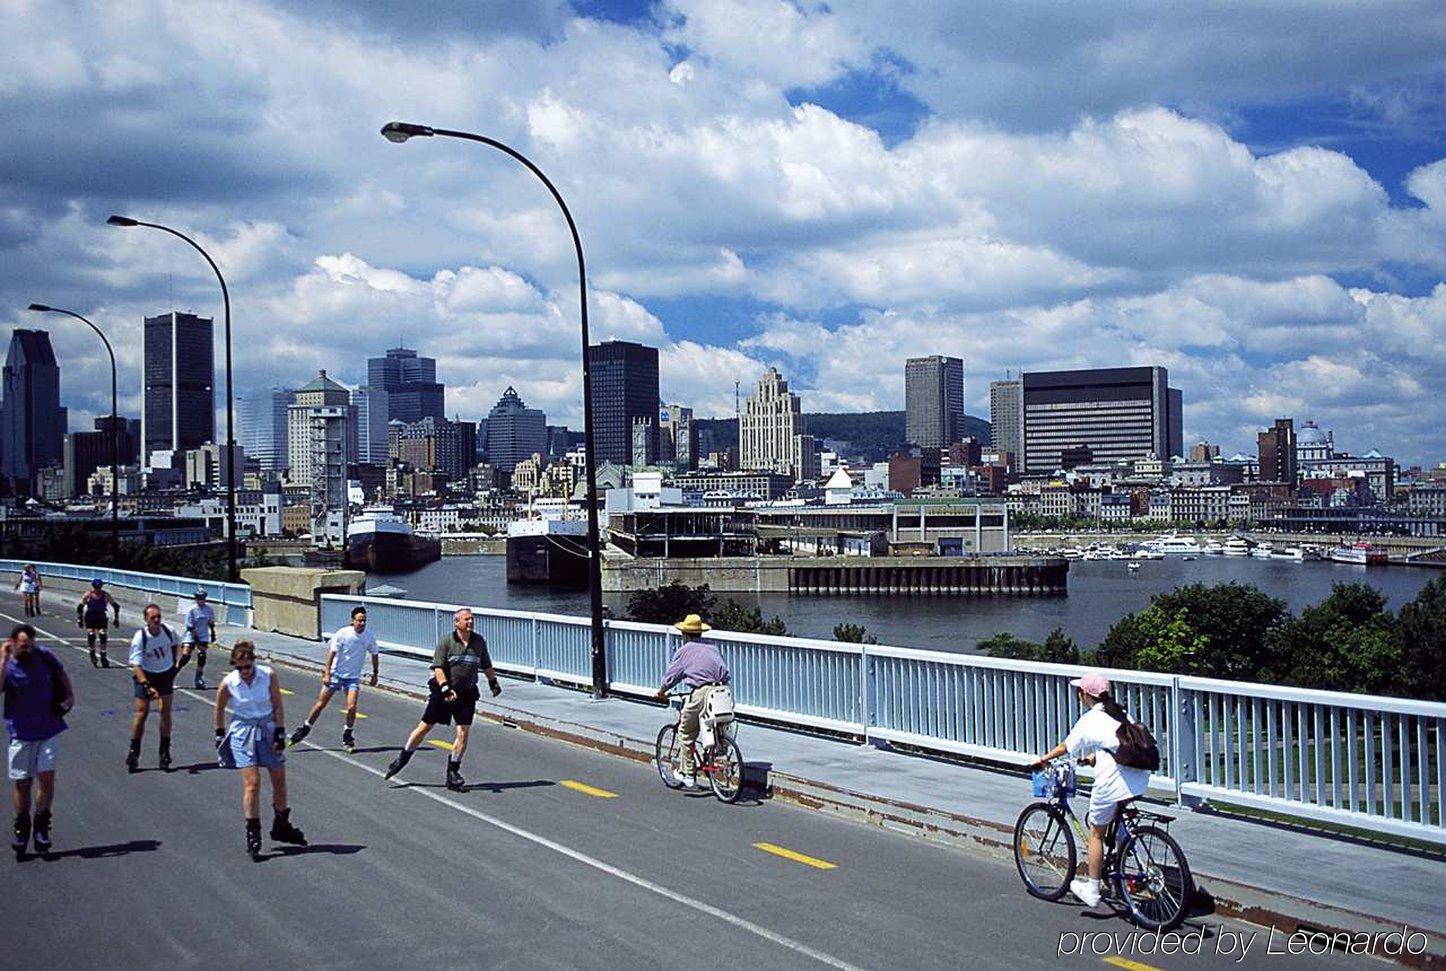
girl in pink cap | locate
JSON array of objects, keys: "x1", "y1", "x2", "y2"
[{"x1": 1031, "y1": 672, "x2": 1151, "y2": 908}]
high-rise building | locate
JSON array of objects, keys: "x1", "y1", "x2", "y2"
[
  {"x1": 658, "y1": 403, "x2": 698, "y2": 471},
  {"x1": 367, "y1": 346, "x2": 443, "y2": 423},
  {"x1": 62, "y1": 417, "x2": 136, "y2": 498},
  {"x1": 587, "y1": 340, "x2": 659, "y2": 465},
  {"x1": 141, "y1": 312, "x2": 214, "y2": 464},
  {"x1": 631, "y1": 417, "x2": 658, "y2": 468},
  {"x1": 388, "y1": 416, "x2": 468, "y2": 480},
  {"x1": 739, "y1": 367, "x2": 810, "y2": 477},
  {"x1": 1167, "y1": 387, "x2": 1184, "y2": 460},
  {"x1": 1, "y1": 329, "x2": 65, "y2": 493},
  {"x1": 1257, "y1": 418, "x2": 1298, "y2": 487},
  {"x1": 288, "y1": 371, "x2": 355, "y2": 487},
  {"x1": 1020, "y1": 367, "x2": 1172, "y2": 475},
  {"x1": 485, "y1": 387, "x2": 547, "y2": 473},
  {"x1": 989, "y1": 378, "x2": 1024, "y2": 464},
  {"x1": 905, "y1": 356, "x2": 964, "y2": 448},
  {"x1": 238, "y1": 388, "x2": 293, "y2": 474},
  {"x1": 350, "y1": 386, "x2": 390, "y2": 465}
]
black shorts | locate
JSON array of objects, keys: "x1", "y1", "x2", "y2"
[
  {"x1": 134, "y1": 669, "x2": 176, "y2": 700},
  {"x1": 422, "y1": 686, "x2": 479, "y2": 726}
]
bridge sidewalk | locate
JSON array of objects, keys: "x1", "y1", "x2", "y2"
[{"x1": 24, "y1": 577, "x2": 1442, "y2": 955}]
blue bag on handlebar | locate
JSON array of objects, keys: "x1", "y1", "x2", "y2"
[{"x1": 1031, "y1": 764, "x2": 1076, "y2": 798}]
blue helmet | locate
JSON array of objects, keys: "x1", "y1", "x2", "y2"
[{"x1": 91, "y1": 578, "x2": 104, "y2": 588}]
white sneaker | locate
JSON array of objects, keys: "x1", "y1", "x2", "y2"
[
  {"x1": 1070, "y1": 878, "x2": 1102, "y2": 907},
  {"x1": 675, "y1": 770, "x2": 698, "y2": 789}
]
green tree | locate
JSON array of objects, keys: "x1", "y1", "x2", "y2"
[
  {"x1": 1096, "y1": 582, "x2": 1286, "y2": 679},
  {"x1": 1268, "y1": 583, "x2": 1400, "y2": 695},
  {"x1": 1131, "y1": 607, "x2": 1211, "y2": 674},
  {"x1": 978, "y1": 627, "x2": 1081, "y2": 664},
  {"x1": 1395, "y1": 576, "x2": 1446, "y2": 701},
  {"x1": 711, "y1": 599, "x2": 788, "y2": 636},
  {"x1": 833, "y1": 623, "x2": 879, "y2": 644},
  {"x1": 625, "y1": 582, "x2": 716, "y2": 624}
]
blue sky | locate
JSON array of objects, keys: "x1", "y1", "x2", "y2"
[{"x1": 1, "y1": 0, "x2": 1444, "y2": 465}]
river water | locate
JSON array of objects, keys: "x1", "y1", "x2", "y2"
[{"x1": 368, "y1": 555, "x2": 1440, "y2": 653}]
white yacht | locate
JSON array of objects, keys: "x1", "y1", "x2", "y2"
[
  {"x1": 1147, "y1": 534, "x2": 1202, "y2": 555},
  {"x1": 1222, "y1": 536, "x2": 1252, "y2": 557},
  {"x1": 1270, "y1": 546, "x2": 1305, "y2": 561},
  {"x1": 1250, "y1": 542, "x2": 1274, "y2": 559},
  {"x1": 1202, "y1": 539, "x2": 1225, "y2": 555}
]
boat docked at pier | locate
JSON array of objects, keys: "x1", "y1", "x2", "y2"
[
  {"x1": 1142, "y1": 534, "x2": 1201, "y2": 555},
  {"x1": 506, "y1": 510, "x2": 591, "y2": 586},
  {"x1": 1222, "y1": 536, "x2": 1252, "y2": 557},
  {"x1": 1327, "y1": 543, "x2": 1388, "y2": 566},
  {"x1": 346, "y1": 507, "x2": 442, "y2": 573}
]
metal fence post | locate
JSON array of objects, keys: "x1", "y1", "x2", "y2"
[
  {"x1": 531, "y1": 617, "x2": 540, "y2": 682},
  {"x1": 861, "y1": 645, "x2": 880, "y2": 747},
  {"x1": 1173, "y1": 677, "x2": 1201, "y2": 808}
]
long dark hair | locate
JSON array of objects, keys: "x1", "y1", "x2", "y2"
[{"x1": 1095, "y1": 689, "x2": 1129, "y2": 723}]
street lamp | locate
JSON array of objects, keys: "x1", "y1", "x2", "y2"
[
  {"x1": 107, "y1": 214, "x2": 239, "y2": 581},
  {"x1": 380, "y1": 120, "x2": 609, "y2": 699},
  {"x1": 27, "y1": 304, "x2": 120, "y2": 558}
]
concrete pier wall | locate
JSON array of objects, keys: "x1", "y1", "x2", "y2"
[{"x1": 601, "y1": 555, "x2": 1068, "y2": 595}]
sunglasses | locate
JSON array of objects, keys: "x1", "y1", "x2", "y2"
[{"x1": 235, "y1": 663, "x2": 254, "y2": 673}]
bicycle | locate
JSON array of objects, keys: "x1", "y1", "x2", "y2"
[
  {"x1": 1014, "y1": 759, "x2": 1193, "y2": 930},
  {"x1": 654, "y1": 689, "x2": 744, "y2": 803}
]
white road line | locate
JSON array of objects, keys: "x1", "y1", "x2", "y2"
[{"x1": 3, "y1": 607, "x2": 860, "y2": 971}]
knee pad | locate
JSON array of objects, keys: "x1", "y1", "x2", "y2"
[{"x1": 87, "y1": 632, "x2": 96, "y2": 647}]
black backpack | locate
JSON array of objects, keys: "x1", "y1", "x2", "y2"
[{"x1": 1114, "y1": 719, "x2": 1160, "y2": 771}]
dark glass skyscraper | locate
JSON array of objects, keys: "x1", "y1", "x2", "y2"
[
  {"x1": 905, "y1": 355, "x2": 964, "y2": 448},
  {"x1": 1, "y1": 329, "x2": 65, "y2": 493},
  {"x1": 485, "y1": 386, "x2": 547, "y2": 472},
  {"x1": 141, "y1": 311, "x2": 214, "y2": 462},
  {"x1": 368, "y1": 346, "x2": 444, "y2": 422},
  {"x1": 1021, "y1": 366, "x2": 1171, "y2": 474},
  {"x1": 587, "y1": 340, "x2": 659, "y2": 466}
]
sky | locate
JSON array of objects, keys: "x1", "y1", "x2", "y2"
[{"x1": 2, "y1": 0, "x2": 1445, "y2": 465}]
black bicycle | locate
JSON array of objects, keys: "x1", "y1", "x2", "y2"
[{"x1": 1014, "y1": 759, "x2": 1193, "y2": 930}]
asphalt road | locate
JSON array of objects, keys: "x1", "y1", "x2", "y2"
[{"x1": 1, "y1": 592, "x2": 1367, "y2": 970}]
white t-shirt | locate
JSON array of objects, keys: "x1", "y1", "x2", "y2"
[
  {"x1": 128, "y1": 625, "x2": 179, "y2": 674},
  {"x1": 185, "y1": 604, "x2": 216, "y2": 644},
  {"x1": 223, "y1": 665, "x2": 275, "y2": 721},
  {"x1": 328, "y1": 626, "x2": 379, "y2": 681},
  {"x1": 1065, "y1": 703, "x2": 1151, "y2": 808}
]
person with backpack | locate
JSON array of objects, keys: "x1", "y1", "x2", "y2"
[
  {"x1": 126, "y1": 603, "x2": 180, "y2": 772},
  {"x1": 3, "y1": 624, "x2": 73, "y2": 857},
  {"x1": 1030, "y1": 672, "x2": 1153, "y2": 909}
]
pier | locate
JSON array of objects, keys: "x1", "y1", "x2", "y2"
[{"x1": 601, "y1": 554, "x2": 1068, "y2": 595}]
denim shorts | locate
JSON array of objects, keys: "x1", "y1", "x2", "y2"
[
  {"x1": 8, "y1": 735, "x2": 59, "y2": 780},
  {"x1": 326, "y1": 675, "x2": 362, "y2": 694},
  {"x1": 219, "y1": 721, "x2": 285, "y2": 770}
]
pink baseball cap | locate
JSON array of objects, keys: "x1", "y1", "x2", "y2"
[{"x1": 1069, "y1": 672, "x2": 1111, "y2": 696}]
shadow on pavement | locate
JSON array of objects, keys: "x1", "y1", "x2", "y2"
[
  {"x1": 26, "y1": 839, "x2": 163, "y2": 861},
  {"x1": 179, "y1": 762, "x2": 225, "y2": 775},
  {"x1": 256, "y1": 843, "x2": 366, "y2": 862},
  {"x1": 396, "y1": 779, "x2": 555, "y2": 793}
]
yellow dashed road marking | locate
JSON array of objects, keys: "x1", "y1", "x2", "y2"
[
  {"x1": 560, "y1": 780, "x2": 619, "y2": 799},
  {"x1": 1105, "y1": 957, "x2": 1164, "y2": 971},
  {"x1": 427, "y1": 739, "x2": 455, "y2": 751},
  {"x1": 752, "y1": 843, "x2": 837, "y2": 870}
]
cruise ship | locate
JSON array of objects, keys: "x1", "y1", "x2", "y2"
[
  {"x1": 1328, "y1": 543, "x2": 1388, "y2": 566},
  {"x1": 346, "y1": 507, "x2": 442, "y2": 573}
]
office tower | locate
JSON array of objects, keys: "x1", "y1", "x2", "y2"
[
  {"x1": 63, "y1": 416, "x2": 137, "y2": 498},
  {"x1": 388, "y1": 416, "x2": 467, "y2": 480},
  {"x1": 288, "y1": 371, "x2": 356, "y2": 486},
  {"x1": 1020, "y1": 366, "x2": 1171, "y2": 474},
  {"x1": 905, "y1": 355, "x2": 965, "y2": 448},
  {"x1": 350, "y1": 386, "x2": 390, "y2": 465},
  {"x1": 455, "y1": 420, "x2": 477, "y2": 476},
  {"x1": 1257, "y1": 418, "x2": 1297, "y2": 487},
  {"x1": 658, "y1": 403, "x2": 698, "y2": 471},
  {"x1": 1, "y1": 329, "x2": 65, "y2": 492},
  {"x1": 141, "y1": 312, "x2": 214, "y2": 464},
  {"x1": 587, "y1": 340, "x2": 659, "y2": 465},
  {"x1": 485, "y1": 386, "x2": 547, "y2": 473},
  {"x1": 989, "y1": 378, "x2": 1024, "y2": 463},
  {"x1": 238, "y1": 388, "x2": 294, "y2": 474},
  {"x1": 1167, "y1": 387, "x2": 1183, "y2": 460},
  {"x1": 739, "y1": 367, "x2": 808, "y2": 477},
  {"x1": 368, "y1": 346, "x2": 444, "y2": 423}
]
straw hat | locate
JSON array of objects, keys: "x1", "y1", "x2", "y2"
[{"x1": 674, "y1": 614, "x2": 712, "y2": 634}]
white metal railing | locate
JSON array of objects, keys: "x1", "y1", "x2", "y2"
[
  {"x1": 2, "y1": 559, "x2": 252, "y2": 626},
  {"x1": 315, "y1": 592, "x2": 1445, "y2": 844}
]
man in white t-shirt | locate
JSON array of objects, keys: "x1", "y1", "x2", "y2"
[
  {"x1": 288, "y1": 606, "x2": 379, "y2": 753},
  {"x1": 176, "y1": 590, "x2": 218, "y2": 690},
  {"x1": 126, "y1": 604, "x2": 181, "y2": 772}
]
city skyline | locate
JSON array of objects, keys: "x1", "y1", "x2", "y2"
[{"x1": 1, "y1": 3, "x2": 1444, "y2": 465}]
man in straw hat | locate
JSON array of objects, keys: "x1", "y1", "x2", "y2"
[{"x1": 654, "y1": 614, "x2": 730, "y2": 789}]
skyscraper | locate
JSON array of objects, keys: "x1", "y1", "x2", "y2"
[
  {"x1": 1020, "y1": 366, "x2": 1171, "y2": 474},
  {"x1": 367, "y1": 346, "x2": 444, "y2": 422},
  {"x1": 658, "y1": 403, "x2": 698, "y2": 471},
  {"x1": 350, "y1": 386, "x2": 390, "y2": 465},
  {"x1": 238, "y1": 387, "x2": 294, "y2": 474},
  {"x1": 740, "y1": 367, "x2": 814, "y2": 478},
  {"x1": 287, "y1": 370, "x2": 355, "y2": 486},
  {"x1": 587, "y1": 340, "x2": 659, "y2": 465},
  {"x1": 989, "y1": 378, "x2": 1024, "y2": 465},
  {"x1": 141, "y1": 311, "x2": 214, "y2": 463},
  {"x1": 1257, "y1": 418, "x2": 1297, "y2": 487},
  {"x1": 1167, "y1": 387, "x2": 1184, "y2": 460},
  {"x1": 485, "y1": 386, "x2": 547, "y2": 473},
  {"x1": 905, "y1": 355, "x2": 964, "y2": 448},
  {"x1": 1, "y1": 329, "x2": 65, "y2": 493}
]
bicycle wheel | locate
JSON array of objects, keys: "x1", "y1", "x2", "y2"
[
  {"x1": 655, "y1": 724, "x2": 683, "y2": 790},
  {"x1": 707, "y1": 737, "x2": 744, "y2": 803},
  {"x1": 1014, "y1": 802, "x2": 1076, "y2": 901},
  {"x1": 1116, "y1": 825, "x2": 1193, "y2": 930}
]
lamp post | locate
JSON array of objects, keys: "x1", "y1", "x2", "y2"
[
  {"x1": 107, "y1": 215, "x2": 238, "y2": 582},
  {"x1": 27, "y1": 304, "x2": 120, "y2": 558},
  {"x1": 380, "y1": 121, "x2": 609, "y2": 699}
]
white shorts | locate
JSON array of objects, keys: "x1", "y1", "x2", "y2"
[
  {"x1": 8, "y1": 736, "x2": 59, "y2": 780},
  {"x1": 1088, "y1": 795, "x2": 1132, "y2": 827}
]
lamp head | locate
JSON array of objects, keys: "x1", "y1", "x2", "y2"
[
  {"x1": 381, "y1": 121, "x2": 435, "y2": 143},
  {"x1": 27, "y1": 303, "x2": 54, "y2": 313},
  {"x1": 106, "y1": 215, "x2": 140, "y2": 227}
]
